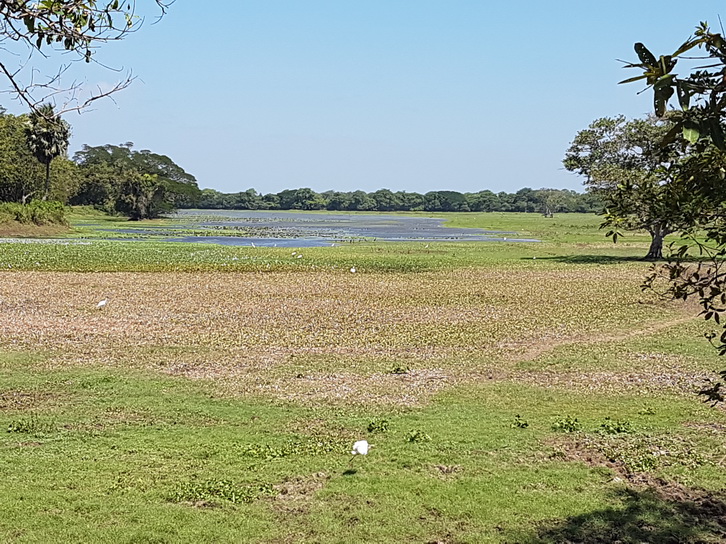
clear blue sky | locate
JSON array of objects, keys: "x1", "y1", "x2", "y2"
[{"x1": 10, "y1": 1, "x2": 726, "y2": 194}]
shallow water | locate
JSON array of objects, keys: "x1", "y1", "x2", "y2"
[{"x1": 156, "y1": 210, "x2": 539, "y2": 247}]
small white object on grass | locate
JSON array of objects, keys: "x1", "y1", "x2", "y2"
[
  {"x1": 350, "y1": 267, "x2": 356, "y2": 273},
  {"x1": 97, "y1": 299, "x2": 108, "y2": 309},
  {"x1": 351, "y1": 440, "x2": 369, "y2": 456},
  {"x1": 296, "y1": 254, "x2": 303, "y2": 259}
]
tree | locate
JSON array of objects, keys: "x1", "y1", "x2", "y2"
[
  {"x1": 534, "y1": 189, "x2": 566, "y2": 218},
  {"x1": 73, "y1": 142, "x2": 199, "y2": 217},
  {"x1": 0, "y1": 1, "x2": 169, "y2": 113},
  {"x1": 0, "y1": 110, "x2": 44, "y2": 202},
  {"x1": 115, "y1": 173, "x2": 167, "y2": 220},
  {"x1": 621, "y1": 24, "x2": 726, "y2": 401},
  {"x1": 564, "y1": 115, "x2": 681, "y2": 259},
  {"x1": 25, "y1": 103, "x2": 70, "y2": 200}
]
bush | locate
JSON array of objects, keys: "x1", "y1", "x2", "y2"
[{"x1": 0, "y1": 201, "x2": 67, "y2": 226}]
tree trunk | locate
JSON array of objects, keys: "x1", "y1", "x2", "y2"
[
  {"x1": 43, "y1": 161, "x2": 50, "y2": 201},
  {"x1": 645, "y1": 225, "x2": 666, "y2": 260}
]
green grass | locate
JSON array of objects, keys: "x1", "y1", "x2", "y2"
[
  {"x1": 0, "y1": 353, "x2": 723, "y2": 543},
  {"x1": 1, "y1": 210, "x2": 725, "y2": 542}
]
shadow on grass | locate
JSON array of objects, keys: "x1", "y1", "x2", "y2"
[
  {"x1": 530, "y1": 485, "x2": 726, "y2": 544},
  {"x1": 527, "y1": 255, "x2": 650, "y2": 265}
]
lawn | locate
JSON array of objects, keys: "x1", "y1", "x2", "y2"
[{"x1": 0, "y1": 211, "x2": 724, "y2": 543}]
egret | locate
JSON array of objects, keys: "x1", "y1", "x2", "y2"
[
  {"x1": 97, "y1": 299, "x2": 108, "y2": 309},
  {"x1": 351, "y1": 440, "x2": 369, "y2": 456},
  {"x1": 350, "y1": 267, "x2": 356, "y2": 273},
  {"x1": 296, "y1": 254, "x2": 303, "y2": 259}
]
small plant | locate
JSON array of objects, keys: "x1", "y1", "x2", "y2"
[
  {"x1": 7, "y1": 413, "x2": 54, "y2": 434},
  {"x1": 638, "y1": 405, "x2": 656, "y2": 415},
  {"x1": 389, "y1": 363, "x2": 409, "y2": 375},
  {"x1": 599, "y1": 417, "x2": 634, "y2": 435},
  {"x1": 598, "y1": 435, "x2": 706, "y2": 473},
  {"x1": 406, "y1": 429, "x2": 431, "y2": 443},
  {"x1": 511, "y1": 415, "x2": 529, "y2": 429},
  {"x1": 367, "y1": 418, "x2": 390, "y2": 433},
  {"x1": 171, "y1": 479, "x2": 277, "y2": 505},
  {"x1": 552, "y1": 416, "x2": 581, "y2": 433}
]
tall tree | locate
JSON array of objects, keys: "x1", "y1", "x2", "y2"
[
  {"x1": 564, "y1": 115, "x2": 680, "y2": 259},
  {"x1": 0, "y1": 110, "x2": 43, "y2": 202},
  {"x1": 73, "y1": 143, "x2": 200, "y2": 213},
  {"x1": 25, "y1": 104, "x2": 70, "y2": 201}
]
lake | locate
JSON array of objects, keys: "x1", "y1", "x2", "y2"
[{"x1": 146, "y1": 210, "x2": 539, "y2": 247}]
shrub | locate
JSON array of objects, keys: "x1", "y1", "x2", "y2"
[
  {"x1": 552, "y1": 416, "x2": 581, "y2": 433},
  {"x1": 0, "y1": 201, "x2": 67, "y2": 226}
]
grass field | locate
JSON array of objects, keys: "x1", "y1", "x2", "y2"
[{"x1": 1, "y1": 211, "x2": 724, "y2": 543}]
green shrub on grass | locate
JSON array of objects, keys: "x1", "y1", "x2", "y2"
[{"x1": 0, "y1": 201, "x2": 67, "y2": 226}]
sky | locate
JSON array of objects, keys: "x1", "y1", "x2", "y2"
[{"x1": 5, "y1": 1, "x2": 726, "y2": 194}]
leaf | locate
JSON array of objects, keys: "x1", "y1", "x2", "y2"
[
  {"x1": 676, "y1": 80, "x2": 691, "y2": 110},
  {"x1": 660, "y1": 123, "x2": 681, "y2": 147},
  {"x1": 618, "y1": 74, "x2": 649, "y2": 85},
  {"x1": 653, "y1": 73, "x2": 676, "y2": 90},
  {"x1": 672, "y1": 36, "x2": 706, "y2": 57},
  {"x1": 635, "y1": 42, "x2": 657, "y2": 66},
  {"x1": 654, "y1": 85, "x2": 674, "y2": 116},
  {"x1": 708, "y1": 118, "x2": 726, "y2": 150},
  {"x1": 682, "y1": 121, "x2": 700, "y2": 144}
]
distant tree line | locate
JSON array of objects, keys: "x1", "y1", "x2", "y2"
[
  {"x1": 0, "y1": 107, "x2": 600, "y2": 220},
  {"x1": 194, "y1": 187, "x2": 601, "y2": 214}
]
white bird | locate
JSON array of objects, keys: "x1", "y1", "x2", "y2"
[
  {"x1": 296, "y1": 254, "x2": 303, "y2": 259},
  {"x1": 96, "y1": 299, "x2": 108, "y2": 309},
  {"x1": 351, "y1": 440, "x2": 369, "y2": 456},
  {"x1": 350, "y1": 267, "x2": 356, "y2": 273},
  {"x1": 251, "y1": 242, "x2": 256, "y2": 248}
]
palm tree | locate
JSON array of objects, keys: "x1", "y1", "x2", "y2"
[{"x1": 25, "y1": 104, "x2": 71, "y2": 200}]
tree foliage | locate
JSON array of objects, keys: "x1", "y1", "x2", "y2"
[
  {"x1": 0, "y1": 1, "x2": 169, "y2": 113},
  {"x1": 25, "y1": 103, "x2": 70, "y2": 200},
  {"x1": 72, "y1": 143, "x2": 200, "y2": 218},
  {"x1": 564, "y1": 115, "x2": 682, "y2": 259},
  {"x1": 621, "y1": 24, "x2": 726, "y2": 402},
  {"x1": 193, "y1": 187, "x2": 600, "y2": 214},
  {"x1": 0, "y1": 108, "x2": 79, "y2": 203}
]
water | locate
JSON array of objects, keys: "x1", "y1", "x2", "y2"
[{"x1": 152, "y1": 210, "x2": 540, "y2": 247}]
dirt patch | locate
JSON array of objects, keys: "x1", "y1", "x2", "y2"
[
  {"x1": 0, "y1": 223, "x2": 70, "y2": 237},
  {"x1": 518, "y1": 366, "x2": 713, "y2": 396},
  {"x1": 272, "y1": 472, "x2": 330, "y2": 515}
]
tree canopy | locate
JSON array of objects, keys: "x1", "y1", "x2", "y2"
[
  {"x1": 25, "y1": 103, "x2": 71, "y2": 200},
  {"x1": 564, "y1": 115, "x2": 682, "y2": 259},
  {"x1": 192, "y1": 186, "x2": 600, "y2": 214},
  {"x1": 72, "y1": 143, "x2": 201, "y2": 218}
]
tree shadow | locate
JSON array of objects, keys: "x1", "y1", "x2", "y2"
[
  {"x1": 527, "y1": 255, "x2": 650, "y2": 265},
  {"x1": 529, "y1": 484, "x2": 726, "y2": 543}
]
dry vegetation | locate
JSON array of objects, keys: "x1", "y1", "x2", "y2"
[{"x1": 0, "y1": 265, "x2": 701, "y2": 405}]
